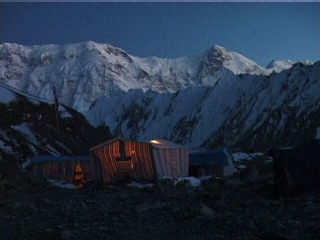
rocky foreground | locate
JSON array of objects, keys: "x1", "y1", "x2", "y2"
[{"x1": 0, "y1": 158, "x2": 319, "y2": 240}]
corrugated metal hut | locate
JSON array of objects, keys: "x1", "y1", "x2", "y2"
[
  {"x1": 26, "y1": 155, "x2": 90, "y2": 186},
  {"x1": 89, "y1": 138, "x2": 189, "y2": 184},
  {"x1": 189, "y1": 147, "x2": 236, "y2": 177}
]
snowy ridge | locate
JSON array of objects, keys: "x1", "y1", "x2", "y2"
[
  {"x1": 266, "y1": 59, "x2": 296, "y2": 73},
  {"x1": 0, "y1": 41, "x2": 269, "y2": 113},
  {"x1": 266, "y1": 59, "x2": 313, "y2": 73},
  {"x1": 0, "y1": 42, "x2": 319, "y2": 149}
]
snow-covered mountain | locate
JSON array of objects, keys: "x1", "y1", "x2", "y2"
[
  {"x1": 0, "y1": 42, "x2": 266, "y2": 113},
  {"x1": 0, "y1": 42, "x2": 319, "y2": 150}
]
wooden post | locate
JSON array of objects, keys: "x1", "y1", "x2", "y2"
[{"x1": 53, "y1": 85, "x2": 61, "y2": 138}]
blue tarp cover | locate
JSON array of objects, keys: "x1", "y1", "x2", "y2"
[
  {"x1": 29, "y1": 155, "x2": 89, "y2": 165},
  {"x1": 190, "y1": 150, "x2": 229, "y2": 166}
]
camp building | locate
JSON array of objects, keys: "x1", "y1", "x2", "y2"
[
  {"x1": 89, "y1": 138, "x2": 189, "y2": 184},
  {"x1": 26, "y1": 155, "x2": 89, "y2": 187}
]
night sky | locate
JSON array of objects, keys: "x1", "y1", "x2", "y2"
[{"x1": 1, "y1": 2, "x2": 319, "y2": 66}]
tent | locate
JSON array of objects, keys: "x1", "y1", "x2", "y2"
[
  {"x1": 26, "y1": 155, "x2": 90, "y2": 187},
  {"x1": 189, "y1": 147, "x2": 236, "y2": 177},
  {"x1": 89, "y1": 138, "x2": 189, "y2": 184},
  {"x1": 149, "y1": 139, "x2": 189, "y2": 179},
  {"x1": 270, "y1": 139, "x2": 320, "y2": 195}
]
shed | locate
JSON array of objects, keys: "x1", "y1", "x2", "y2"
[
  {"x1": 189, "y1": 147, "x2": 236, "y2": 177},
  {"x1": 26, "y1": 155, "x2": 90, "y2": 187},
  {"x1": 89, "y1": 138, "x2": 189, "y2": 184}
]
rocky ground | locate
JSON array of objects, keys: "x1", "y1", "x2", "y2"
[{"x1": 0, "y1": 157, "x2": 319, "y2": 240}]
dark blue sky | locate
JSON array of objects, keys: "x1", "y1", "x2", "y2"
[{"x1": 1, "y1": 2, "x2": 319, "y2": 66}]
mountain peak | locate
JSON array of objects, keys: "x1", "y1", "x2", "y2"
[
  {"x1": 202, "y1": 44, "x2": 264, "y2": 75},
  {"x1": 266, "y1": 59, "x2": 296, "y2": 72},
  {"x1": 205, "y1": 44, "x2": 229, "y2": 57},
  {"x1": 209, "y1": 44, "x2": 228, "y2": 52}
]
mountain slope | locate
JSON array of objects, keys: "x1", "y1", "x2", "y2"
[
  {"x1": 0, "y1": 83, "x2": 112, "y2": 165},
  {"x1": 0, "y1": 42, "x2": 318, "y2": 150},
  {"x1": 85, "y1": 62, "x2": 320, "y2": 149}
]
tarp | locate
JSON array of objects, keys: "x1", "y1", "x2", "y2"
[
  {"x1": 150, "y1": 139, "x2": 189, "y2": 179},
  {"x1": 190, "y1": 151, "x2": 228, "y2": 166},
  {"x1": 27, "y1": 155, "x2": 89, "y2": 166},
  {"x1": 189, "y1": 147, "x2": 236, "y2": 177}
]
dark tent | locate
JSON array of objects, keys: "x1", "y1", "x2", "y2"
[
  {"x1": 189, "y1": 147, "x2": 236, "y2": 177},
  {"x1": 25, "y1": 155, "x2": 89, "y2": 187},
  {"x1": 270, "y1": 139, "x2": 320, "y2": 195}
]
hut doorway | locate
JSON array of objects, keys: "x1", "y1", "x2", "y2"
[{"x1": 73, "y1": 161, "x2": 85, "y2": 187}]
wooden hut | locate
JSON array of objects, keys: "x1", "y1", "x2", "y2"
[
  {"x1": 26, "y1": 155, "x2": 89, "y2": 187},
  {"x1": 189, "y1": 147, "x2": 236, "y2": 177},
  {"x1": 89, "y1": 138, "x2": 189, "y2": 184}
]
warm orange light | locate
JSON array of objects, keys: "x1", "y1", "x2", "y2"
[
  {"x1": 74, "y1": 161, "x2": 84, "y2": 187},
  {"x1": 150, "y1": 139, "x2": 160, "y2": 144}
]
